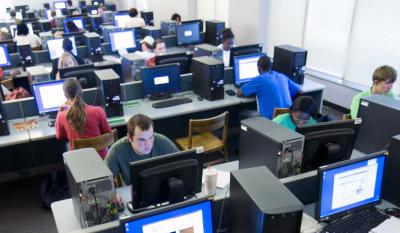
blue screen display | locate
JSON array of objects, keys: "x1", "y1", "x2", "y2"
[
  {"x1": 123, "y1": 200, "x2": 213, "y2": 233},
  {"x1": 0, "y1": 45, "x2": 11, "y2": 67},
  {"x1": 142, "y1": 64, "x2": 180, "y2": 97},
  {"x1": 176, "y1": 22, "x2": 201, "y2": 46},
  {"x1": 319, "y1": 155, "x2": 385, "y2": 219},
  {"x1": 32, "y1": 80, "x2": 67, "y2": 114},
  {"x1": 233, "y1": 53, "x2": 265, "y2": 86}
]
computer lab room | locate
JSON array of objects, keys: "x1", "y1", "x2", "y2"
[{"x1": 1, "y1": 0, "x2": 400, "y2": 232}]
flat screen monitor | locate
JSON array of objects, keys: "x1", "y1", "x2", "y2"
[
  {"x1": 59, "y1": 64, "x2": 96, "y2": 89},
  {"x1": 176, "y1": 21, "x2": 201, "y2": 46},
  {"x1": 10, "y1": 23, "x2": 33, "y2": 38},
  {"x1": 63, "y1": 17, "x2": 84, "y2": 33},
  {"x1": 54, "y1": 1, "x2": 67, "y2": 9},
  {"x1": 0, "y1": 45, "x2": 11, "y2": 67},
  {"x1": 120, "y1": 199, "x2": 213, "y2": 233},
  {"x1": 182, "y1": 19, "x2": 204, "y2": 32},
  {"x1": 316, "y1": 152, "x2": 386, "y2": 221},
  {"x1": 129, "y1": 149, "x2": 203, "y2": 210},
  {"x1": 5, "y1": 12, "x2": 23, "y2": 21},
  {"x1": 233, "y1": 53, "x2": 265, "y2": 87},
  {"x1": 89, "y1": 9, "x2": 98, "y2": 15},
  {"x1": 92, "y1": 0, "x2": 104, "y2": 6},
  {"x1": 155, "y1": 52, "x2": 193, "y2": 74},
  {"x1": 109, "y1": 29, "x2": 136, "y2": 51},
  {"x1": 141, "y1": 63, "x2": 180, "y2": 100},
  {"x1": 46, "y1": 9, "x2": 63, "y2": 20},
  {"x1": 0, "y1": 40, "x2": 17, "y2": 54},
  {"x1": 229, "y1": 44, "x2": 263, "y2": 68},
  {"x1": 47, "y1": 37, "x2": 78, "y2": 60},
  {"x1": 114, "y1": 12, "x2": 131, "y2": 28},
  {"x1": 296, "y1": 119, "x2": 361, "y2": 173},
  {"x1": 84, "y1": 5, "x2": 98, "y2": 15},
  {"x1": 32, "y1": 80, "x2": 67, "y2": 115},
  {"x1": 15, "y1": 5, "x2": 29, "y2": 13}
]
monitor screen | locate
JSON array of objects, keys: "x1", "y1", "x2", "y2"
[
  {"x1": 59, "y1": 64, "x2": 96, "y2": 88},
  {"x1": 10, "y1": 23, "x2": 33, "y2": 38},
  {"x1": 46, "y1": 9, "x2": 62, "y2": 20},
  {"x1": 155, "y1": 52, "x2": 193, "y2": 74},
  {"x1": 54, "y1": 1, "x2": 67, "y2": 9},
  {"x1": 121, "y1": 199, "x2": 213, "y2": 233},
  {"x1": 316, "y1": 153, "x2": 386, "y2": 221},
  {"x1": 109, "y1": 29, "x2": 136, "y2": 51},
  {"x1": 176, "y1": 22, "x2": 201, "y2": 46},
  {"x1": 47, "y1": 37, "x2": 78, "y2": 60},
  {"x1": 5, "y1": 12, "x2": 23, "y2": 20},
  {"x1": 141, "y1": 63, "x2": 180, "y2": 99},
  {"x1": 32, "y1": 80, "x2": 67, "y2": 115},
  {"x1": 114, "y1": 13, "x2": 131, "y2": 28},
  {"x1": 90, "y1": 9, "x2": 98, "y2": 15},
  {"x1": 64, "y1": 17, "x2": 84, "y2": 33},
  {"x1": 233, "y1": 53, "x2": 265, "y2": 87},
  {"x1": 229, "y1": 44, "x2": 263, "y2": 68},
  {"x1": 0, "y1": 45, "x2": 11, "y2": 67}
]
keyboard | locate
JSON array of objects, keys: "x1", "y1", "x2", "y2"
[
  {"x1": 152, "y1": 97, "x2": 193, "y2": 109},
  {"x1": 322, "y1": 207, "x2": 389, "y2": 233}
]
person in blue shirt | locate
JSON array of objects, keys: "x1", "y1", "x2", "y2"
[{"x1": 236, "y1": 55, "x2": 301, "y2": 119}]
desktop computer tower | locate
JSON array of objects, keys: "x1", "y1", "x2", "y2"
[
  {"x1": 384, "y1": 135, "x2": 400, "y2": 207},
  {"x1": 95, "y1": 69, "x2": 124, "y2": 118},
  {"x1": 193, "y1": 43, "x2": 223, "y2": 61},
  {"x1": 101, "y1": 25, "x2": 117, "y2": 43},
  {"x1": 18, "y1": 44, "x2": 35, "y2": 70},
  {"x1": 230, "y1": 166, "x2": 304, "y2": 233},
  {"x1": 39, "y1": 20, "x2": 51, "y2": 32},
  {"x1": 140, "y1": 10, "x2": 154, "y2": 26},
  {"x1": 85, "y1": 32, "x2": 103, "y2": 62},
  {"x1": 239, "y1": 117, "x2": 304, "y2": 178},
  {"x1": 121, "y1": 53, "x2": 145, "y2": 82},
  {"x1": 205, "y1": 20, "x2": 225, "y2": 46},
  {"x1": 160, "y1": 19, "x2": 176, "y2": 36},
  {"x1": 354, "y1": 95, "x2": 400, "y2": 154},
  {"x1": 89, "y1": 15, "x2": 103, "y2": 34},
  {"x1": 142, "y1": 26, "x2": 161, "y2": 40},
  {"x1": 192, "y1": 56, "x2": 224, "y2": 101},
  {"x1": 272, "y1": 45, "x2": 307, "y2": 85},
  {"x1": 0, "y1": 97, "x2": 10, "y2": 136},
  {"x1": 64, "y1": 148, "x2": 117, "y2": 228}
]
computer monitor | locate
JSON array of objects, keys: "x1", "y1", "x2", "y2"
[
  {"x1": 176, "y1": 21, "x2": 201, "y2": 46},
  {"x1": 155, "y1": 52, "x2": 193, "y2": 74},
  {"x1": 63, "y1": 17, "x2": 84, "y2": 33},
  {"x1": 46, "y1": 9, "x2": 63, "y2": 20},
  {"x1": 10, "y1": 23, "x2": 33, "y2": 38},
  {"x1": 296, "y1": 119, "x2": 361, "y2": 173},
  {"x1": 0, "y1": 40, "x2": 17, "y2": 54},
  {"x1": 84, "y1": 5, "x2": 98, "y2": 15},
  {"x1": 229, "y1": 44, "x2": 263, "y2": 68},
  {"x1": 89, "y1": 8, "x2": 98, "y2": 15},
  {"x1": 5, "y1": 12, "x2": 23, "y2": 21},
  {"x1": 109, "y1": 29, "x2": 136, "y2": 51},
  {"x1": 0, "y1": 45, "x2": 11, "y2": 67},
  {"x1": 92, "y1": 0, "x2": 104, "y2": 6},
  {"x1": 114, "y1": 12, "x2": 131, "y2": 28},
  {"x1": 316, "y1": 152, "x2": 386, "y2": 222},
  {"x1": 120, "y1": 198, "x2": 213, "y2": 233},
  {"x1": 141, "y1": 63, "x2": 181, "y2": 100},
  {"x1": 59, "y1": 64, "x2": 96, "y2": 89},
  {"x1": 47, "y1": 37, "x2": 78, "y2": 60},
  {"x1": 32, "y1": 80, "x2": 67, "y2": 118},
  {"x1": 18, "y1": 44, "x2": 34, "y2": 68},
  {"x1": 233, "y1": 53, "x2": 265, "y2": 87},
  {"x1": 182, "y1": 19, "x2": 204, "y2": 32},
  {"x1": 54, "y1": 1, "x2": 67, "y2": 9},
  {"x1": 15, "y1": 5, "x2": 29, "y2": 14}
]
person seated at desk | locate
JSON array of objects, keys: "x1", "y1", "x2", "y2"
[
  {"x1": 171, "y1": 13, "x2": 181, "y2": 24},
  {"x1": 134, "y1": 36, "x2": 155, "y2": 61},
  {"x1": 13, "y1": 23, "x2": 42, "y2": 49},
  {"x1": 8, "y1": 9, "x2": 22, "y2": 24},
  {"x1": 237, "y1": 55, "x2": 301, "y2": 119},
  {"x1": 55, "y1": 78, "x2": 112, "y2": 159},
  {"x1": 146, "y1": 38, "x2": 167, "y2": 66},
  {"x1": 105, "y1": 114, "x2": 179, "y2": 185},
  {"x1": 218, "y1": 28, "x2": 236, "y2": 67},
  {"x1": 50, "y1": 38, "x2": 85, "y2": 80},
  {"x1": 124, "y1": 8, "x2": 145, "y2": 28},
  {"x1": 273, "y1": 96, "x2": 317, "y2": 131},
  {"x1": 49, "y1": 10, "x2": 59, "y2": 28},
  {"x1": 0, "y1": 27, "x2": 10, "y2": 41},
  {"x1": 350, "y1": 65, "x2": 397, "y2": 119},
  {"x1": 65, "y1": 21, "x2": 86, "y2": 34},
  {"x1": 67, "y1": 0, "x2": 73, "y2": 7}
]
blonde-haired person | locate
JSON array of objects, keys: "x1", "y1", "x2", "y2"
[
  {"x1": 55, "y1": 78, "x2": 112, "y2": 159},
  {"x1": 55, "y1": 52, "x2": 78, "y2": 80}
]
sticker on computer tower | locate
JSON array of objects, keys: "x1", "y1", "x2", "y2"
[
  {"x1": 241, "y1": 125, "x2": 247, "y2": 131},
  {"x1": 355, "y1": 118, "x2": 362, "y2": 124},
  {"x1": 196, "y1": 146, "x2": 205, "y2": 154},
  {"x1": 360, "y1": 100, "x2": 369, "y2": 107}
]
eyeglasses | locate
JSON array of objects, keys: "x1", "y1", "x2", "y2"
[{"x1": 292, "y1": 112, "x2": 311, "y2": 122}]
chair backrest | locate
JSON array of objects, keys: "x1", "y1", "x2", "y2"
[
  {"x1": 73, "y1": 129, "x2": 118, "y2": 152},
  {"x1": 272, "y1": 108, "x2": 289, "y2": 119},
  {"x1": 188, "y1": 111, "x2": 229, "y2": 149}
]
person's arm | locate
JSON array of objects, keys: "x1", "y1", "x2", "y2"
[
  {"x1": 98, "y1": 107, "x2": 112, "y2": 134},
  {"x1": 55, "y1": 113, "x2": 67, "y2": 140},
  {"x1": 287, "y1": 78, "x2": 301, "y2": 97},
  {"x1": 350, "y1": 95, "x2": 360, "y2": 119},
  {"x1": 238, "y1": 78, "x2": 261, "y2": 97}
]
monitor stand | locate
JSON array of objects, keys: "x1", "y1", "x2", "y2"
[{"x1": 149, "y1": 93, "x2": 172, "y2": 101}]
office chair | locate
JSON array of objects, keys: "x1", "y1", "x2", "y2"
[{"x1": 272, "y1": 108, "x2": 289, "y2": 119}]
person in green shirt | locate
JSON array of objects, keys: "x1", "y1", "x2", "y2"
[
  {"x1": 273, "y1": 96, "x2": 317, "y2": 131},
  {"x1": 105, "y1": 114, "x2": 179, "y2": 186},
  {"x1": 350, "y1": 65, "x2": 397, "y2": 119}
]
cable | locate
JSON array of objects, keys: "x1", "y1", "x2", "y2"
[
  {"x1": 89, "y1": 189, "x2": 102, "y2": 225},
  {"x1": 217, "y1": 184, "x2": 230, "y2": 233}
]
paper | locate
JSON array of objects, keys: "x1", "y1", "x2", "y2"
[
  {"x1": 370, "y1": 217, "x2": 400, "y2": 233},
  {"x1": 202, "y1": 169, "x2": 230, "y2": 189},
  {"x1": 300, "y1": 213, "x2": 322, "y2": 233}
]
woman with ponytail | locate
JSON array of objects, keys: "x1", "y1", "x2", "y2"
[{"x1": 55, "y1": 78, "x2": 112, "y2": 159}]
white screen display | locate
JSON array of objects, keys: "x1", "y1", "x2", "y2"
[
  {"x1": 142, "y1": 210, "x2": 205, "y2": 233},
  {"x1": 238, "y1": 57, "x2": 259, "y2": 80},
  {"x1": 0, "y1": 46, "x2": 10, "y2": 66},
  {"x1": 184, "y1": 30, "x2": 193, "y2": 37},
  {"x1": 10, "y1": 23, "x2": 33, "y2": 38},
  {"x1": 114, "y1": 14, "x2": 131, "y2": 28},
  {"x1": 39, "y1": 84, "x2": 67, "y2": 110},
  {"x1": 54, "y1": 1, "x2": 67, "y2": 9},
  {"x1": 47, "y1": 37, "x2": 78, "y2": 60},
  {"x1": 72, "y1": 19, "x2": 84, "y2": 29},
  {"x1": 110, "y1": 30, "x2": 136, "y2": 51},
  {"x1": 154, "y1": 76, "x2": 169, "y2": 85}
]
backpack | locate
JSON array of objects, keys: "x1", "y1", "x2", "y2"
[
  {"x1": 40, "y1": 170, "x2": 70, "y2": 209},
  {"x1": 5, "y1": 87, "x2": 31, "y2": 100}
]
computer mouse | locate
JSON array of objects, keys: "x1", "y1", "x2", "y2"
[
  {"x1": 384, "y1": 207, "x2": 400, "y2": 218},
  {"x1": 48, "y1": 120, "x2": 55, "y2": 127},
  {"x1": 197, "y1": 96, "x2": 203, "y2": 101},
  {"x1": 225, "y1": 89, "x2": 236, "y2": 96}
]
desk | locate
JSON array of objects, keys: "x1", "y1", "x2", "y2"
[{"x1": 0, "y1": 119, "x2": 30, "y2": 148}]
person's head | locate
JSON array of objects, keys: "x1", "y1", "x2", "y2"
[
  {"x1": 221, "y1": 28, "x2": 235, "y2": 51},
  {"x1": 257, "y1": 55, "x2": 271, "y2": 74},
  {"x1": 16, "y1": 23, "x2": 29, "y2": 36},
  {"x1": 371, "y1": 65, "x2": 397, "y2": 95},
  {"x1": 67, "y1": 0, "x2": 73, "y2": 7},
  {"x1": 128, "y1": 8, "x2": 139, "y2": 18},
  {"x1": 289, "y1": 96, "x2": 316, "y2": 126},
  {"x1": 51, "y1": 10, "x2": 57, "y2": 17},
  {"x1": 72, "y1": 11, "x2": 79, "y2": 16},
  {"x1": 62, "y1": 37, "x2": 73, "y2": 52},
  {"x1": 63, "y1": 78, "x2": 86, "y2": 134},
  {"x1": 171, "y1": 13, "x2": 181, "y2": 24},
  {"x1": 98, "y1": 5, "x2": 106, "y2": 15},
  {"x1": 127, "y1": 114, "x2": 154, "y2": 155},
  {"x1": 154, "y1": 39, "x2": 166, "y2": 55},
  {"x1": 58, "y1": 51, "x2": 78, "y2": 69},
  {"x1": 66, "y1": 21, "x2": 79, "y2": 32},
  {"x1": 0, "y1": 28, "x2": 9, "y2": 41},
  {"x1": 9, "y1": 10, "x2": 16, "y2": 18},
  {"x1": 140, "y1": 36, "x2": 154, "y2": 52}
]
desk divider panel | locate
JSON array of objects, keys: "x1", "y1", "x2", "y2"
[
  {"x1": 35, "y1": 50, "x2": 50, "y2": 64},
  {"x1": 280, "y1": 170, "x2": 318, "y2": 205},
  {"x1": 10, "y1": 53, "x2": 21, "y2": 67}
]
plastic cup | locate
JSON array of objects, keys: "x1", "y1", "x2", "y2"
[{"x1": 204, "y1": 169, "x2": 218, "y2": 195}]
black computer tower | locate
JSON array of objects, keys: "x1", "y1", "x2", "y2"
[
  {"x1": 95, "y1": 69, "x2": 124, "y2": 118},
  {"x1": 142, "y1": 26, "x2": 161, "y2": 40},
  {"x1": 18, "y1": 44, "x2": 35, "y2": 70},
  {"x1": 272, "y1": 45, "x2": 307, "y2": 85},
  {"x1": 230, "y1": 167, "x2": 303, "y2": 233},
  {"x1": 85, "y1": 32, "x2": 103, "y2": 62},
  {"x1": 140, "y1": 10, "x2": 154, "y2": 26},
  {"x1": 205, "y1": 20, "x2": 225, "y2": 46},
  {"x1": 385, "y1": 135, "x2": 400, "y2": 207},
  {"x1": 354, "y1": 95, "x2": 400, "y2": 154},
  {"x1": 0, "y1": 97, "x2": 10, "y2": 136},
  {"x1": 192, "y1": 56, "x2": 224, "y2": 101},
  {"x1": 160, "y1": 20, "x2": 176, "y2": 36}
]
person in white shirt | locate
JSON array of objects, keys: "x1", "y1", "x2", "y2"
[
  {"x1": 124, "y1": 8, "x2": 146, "y2": 28},
  {"x1": 13, "y1": 23, "x2": 42, "y2": 49},
  {"x1": 217, "y1": 28, "x2": 236, "y2": 67},
  {"x1": 135, "y1": 36, "x2": 155, "y2": 60}
]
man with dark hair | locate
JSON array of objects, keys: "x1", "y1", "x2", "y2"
[
  {"x1": 105, "y1": 114, "x2": 179, "y2": 185},
  {"x1": 237, "y1": 55, "x2": 301, "y2": 119},
  {"x1": 218, "y1": 28, "x2": 235, "y2": 67},
  {"x1": 124, "y1": 7, "x2": 145, "y2": 28}
]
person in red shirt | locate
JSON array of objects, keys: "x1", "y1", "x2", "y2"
[{"x1": 55, "y1": 78, "x2": 112, "y2": 159}]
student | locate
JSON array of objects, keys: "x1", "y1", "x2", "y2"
[
  {"x1": 55, "y1": 78, "x2": 112, "y2": 159},
  {"x1": 124, "y1": 8, "x2": 145, "y2": 28},
  {"x1": 13, "y1": 23, "x2": 42, "y2": 49},
  {"x1": 237, "y1": 55, "x2": 301, "y2": 119},
  {"x1": 105, "y1": 114, "x2": 179, "y2": 185},
  {"x1": 49, "y1": 11, "x2": 59, "y2": 28},
  {"x1": 67, "y1": 0, "x2": 73, "y2": 7},
  {"x1": 0, "y1": 27, "x2": 10, "y2": 41},
  {"x1": 134, "y1": 36, "x2": 155, "y2": 61},
  {"x1": 171, "y1": 13, "x2": 181, "y2": 24},
  {"x1": 218, "y1": 28, "x2": 235, "y2": 67},
  {"x1": 273, "y1": 96, "x2": 317, "y2": 131},
  {"x1": 50, "y1": 38, "x2": 84, "y2": 80},
  {"x1": 146, "y1": 38, "x2": 167, "y2": 66},
  {"x1": 8, "y1": 10, "x2": 22, "y2": 24},
  {"x1": 350, "y1": 65, "x2": 397, "y2": 119}
]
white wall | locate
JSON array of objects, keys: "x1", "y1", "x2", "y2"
[{"x1": 147, "y1": 0, "x2": 191, "y2": 26}]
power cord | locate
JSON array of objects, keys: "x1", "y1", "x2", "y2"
[{"x1": 217, "y1": 184, "x2": 230, "y2": 233}]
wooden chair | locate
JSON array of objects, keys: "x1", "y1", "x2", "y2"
[
  {"x1": 272, "y1": 108, "x2": 289, "y2": 119},
  {"x1": 73, "y1": 129, "x2": 118, "y2": 152},
  {"x1": 175, "y1": 111, "x2": 229, "y2": 166}
]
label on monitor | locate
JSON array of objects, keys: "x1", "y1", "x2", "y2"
[
  {"x1": 196, "y1": 146, "x2": 204, "y2": 154},
  {"x1": 355, "y1": 118, "x2": 362, "y2": 124},
  {"x1": 360, "y1": 100, "x2": 369, "y2": 107}
]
